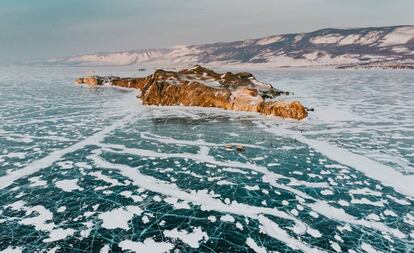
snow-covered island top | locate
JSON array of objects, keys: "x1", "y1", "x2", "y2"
[{"x1": 75, "y1": 65, "x2": 308, "y2": 120}]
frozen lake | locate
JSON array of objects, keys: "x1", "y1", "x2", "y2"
[{"x1": 0, "y1": 66, "x2": 413, "y2": 252}]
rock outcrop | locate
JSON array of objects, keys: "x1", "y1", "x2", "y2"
[{"x1": 76, "y1": 65, "x2": 308, "y2": 120}]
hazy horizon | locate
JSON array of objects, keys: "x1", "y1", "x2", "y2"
[{"x1": 1, "y1": 0, "x2": 414, "y2": 64}]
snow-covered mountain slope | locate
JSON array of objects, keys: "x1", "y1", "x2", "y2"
[
  {"x1": 42, "y1": 49, "x2": 169, "y2": 66},
  {"x1": 41, "y1": 25, "x2": 414, "y2": 68}
]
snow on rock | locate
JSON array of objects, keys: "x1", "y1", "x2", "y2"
[
  {"x1": 357, "y1": 31, "x2": 382, "y2": 45},
  {"x1": 310, "y1": 34, "x2": 343, "y2": 44},
  {"x1": 256, "y1": 36, "x2": 284, "y2": 46},
  {"x1": 293, "y1": 34, "x2": 304, "y2": 43},
  {"x1": 160, "y1": 45, "x2": 201, "y2": 64},
  {"x1": 303, "y1": 51, "x2": 325, "y2": 61},
  {"x1": 338, "y1": 34, "x2": 361, "y2": 45},
  {"x1": 391, "y1": 46, "x2": 410, "y2": 53},
  {"x1": 68, "y1": 50, "x2": 165, "y2": 66},
  {"x1": 380, "y1": 26, "x2": 414, "y2": 46},
  {"x1": 76, "y1": 66, "x2": 308, "y2": 120}
]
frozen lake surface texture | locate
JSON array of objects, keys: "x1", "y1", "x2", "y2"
[{"x1": 0, "y1": 67, "x2": 413, "y2": 252}]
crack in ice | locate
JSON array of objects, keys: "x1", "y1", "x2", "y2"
[{"x1": 0, "y1": 114, "x2": 136, "y2": 190}]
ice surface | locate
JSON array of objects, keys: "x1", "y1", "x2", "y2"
[{"x1": 0, "y1": 66, "x2": 413, "y2": 252}]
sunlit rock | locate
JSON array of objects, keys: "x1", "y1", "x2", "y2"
[{"x1": 76, "y1": 65, "x2": 308, "y2": 120}]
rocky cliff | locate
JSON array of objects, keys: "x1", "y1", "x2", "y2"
[{"x1": 76, "y1": 66, "x2": 308, "y2": 120}]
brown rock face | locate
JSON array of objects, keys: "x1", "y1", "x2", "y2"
[
  {"x1": 260, "y1": 101, "x2": 308, "y2": 120},
  {"x1": 75, "y1": 76, "x2": 102, "y2": 86},
  {"x1": 76, "y1": 65, "x2": 308, "y2": 120}
]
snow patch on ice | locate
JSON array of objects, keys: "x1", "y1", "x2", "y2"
[
  {"x1": 0, "y1": 247, "x2": 22, "y2": 253},
  {"x1": 163, "y1": 227, "x2": 208, "y2": 248},
  {"x1": 43, "y1": 228, "x2": 75, "y2": 243},
  {"x1": 98, "y1": 206, "x2": 143, "y2": 230},
  {"x1": 246, "y1": 237, "x2": 266, "y2": 253},
  {"x1": 55, "y1": 179, "x2": 83, "y2": 192},
  {"x1": 118, "y1": 238, "x2": 174, "y2": 253},
  {"x1": 0, "y1": 114, "x2": 135, "y2": 190}
]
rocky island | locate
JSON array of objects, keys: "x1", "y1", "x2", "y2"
[{"x1": 75, "y1": 65, "x2": 308, "y2": 120}]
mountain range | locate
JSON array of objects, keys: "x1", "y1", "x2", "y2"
[{"x1": 38, "y1": 25, "x2": 414, "y2": 68}]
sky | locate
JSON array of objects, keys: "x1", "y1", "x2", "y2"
[{"x1": 0, "y1": 0, "x2": 413, "y2": 63}]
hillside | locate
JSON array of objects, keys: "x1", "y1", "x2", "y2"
[{"x1": 41, "y1": 25, "x2": 414, "y2": 68}]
